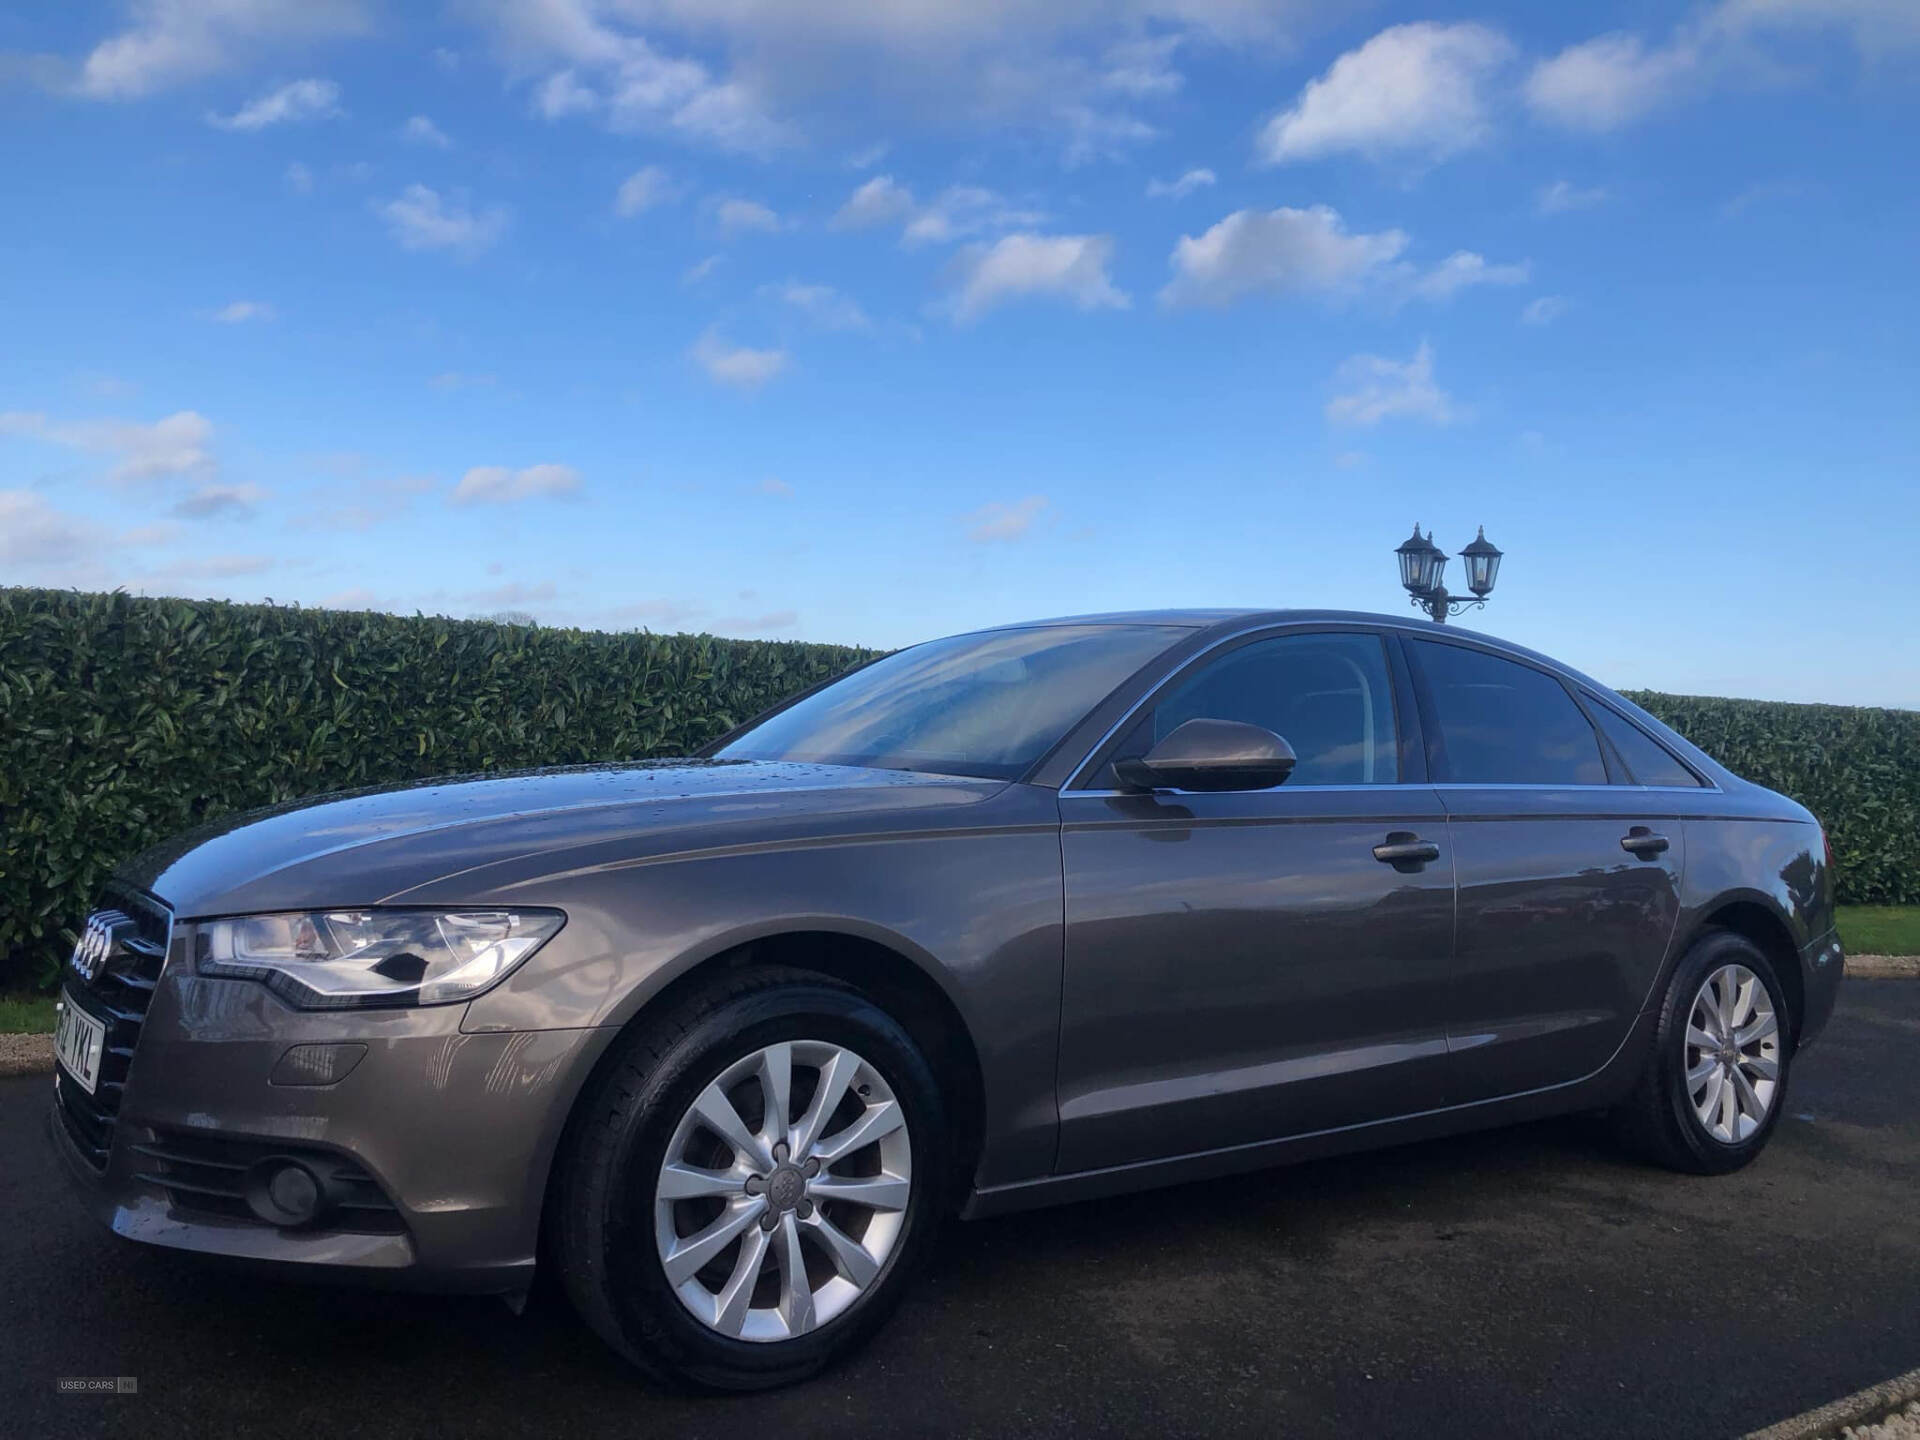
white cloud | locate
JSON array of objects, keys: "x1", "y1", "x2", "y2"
[
  {"x1": 1538, "y1": 179, "x2": 1609, "y2": 214},
  {"x1": 451, "y1": 463, "x2": 581, "y2": 504},
  {"x1": 833, "y1": 175, "x2": 917, "y2": 229},
  {"x1": 0, "y1": 408, "x2": 216, "y2": 485},
  {"x1": 942, "y1": 233, "x2": 1127, "y2": 324},
  {"x1": 1162, "y1": 206, "x2": 1526, "y2": 310},
  {"x1": 207, "y1": 77, "x2": 342, "y2": 131},
  {"x1": 75, "y1": 0, "x2": 367, "y2": 100},
  {"x1": 533, "y1": 69, "x2": 600, "y2": 119},
  {"x1": 1525, "y1": 32, "x2": 1700, "y2": 131},
  {"x1": 0, "y1": 490, "x2": 95, "y2": 566},
  {"x1": 492, "y1": 6, "x2": 790, "y2": 152},
  {"x1": 1160, "y1": 205, "x2": 1408, "y2": 309},
  {"x1": 691, "y1": 332, "x2": 788, "y2": 388},
  {"x1": 467, "y1": 1, "x2": 1302, "y2": 157},
  {"x1": 614, "y1": 164, "x2": 675, "y2": 216},
  {"x1": 0, "y1": 491, "x2": 190, "y2": 589},
  {"x1": 904, "y1": 186, "x2": 1045, "y2": 247},
  {"x1": 213, "y1": 300, "x2": 275, "y2": 323},
  {"x1": 1522, "y1": 295, "x2": 1569, "y2": 326},
  {"x1": 1720, "y1": 0, "x2": 1920, "y2": 52},
  {"x1": 757, "y1": 477, "x2": 794, "y2": 496},
  {"x1": 173, "y1": 482, "x2": 268, "y2": 519},
  {"x1": 1258, "y1": 22, "x2": 1514, "y2": 166},
  {"x1": 1410, "y1": 251, "x2": 1531, "y2": 301},
  {"x1": 764, "y1": 281, "x2": 871, "y2": 331},
  {"x1": 716, "y1": 197, "x2": 782, "y2": 234},
  {"x1": 401, "y1": 114, "x2": 452, "y2": 147},
  {"x1": 831, "y1": 176, "x2": 1043, "y2": 246},
  {"x1": 682, "y1": 253, "x2": 723, "y2": 284},
  {"x1": 1099, "y1": 33, "x2": 1183, "y2": 97},
  {"x1": 377, "y1": 184, "x2": 508, "y2": 256},
  {"x1": 1524, "y1": 0, "x2": 1919, "y2": 132},
  {"x1": 1146, "y1": 167, "x2": 1216, "y2": 199},
  {"x1": 966, "y1": 495, "x2": 1049, "y2": 542},
  {"x1": 1058, "y1": 101, "x2": 1159, "y2": 166},
  {"x1": 283, "y1": 161, "x2": 314, "y2": 194},
  {"x1": 1325, "y1": 342, "x2": 1454, "y2": 427}
]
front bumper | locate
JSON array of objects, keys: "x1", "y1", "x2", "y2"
[{"x1": 52, "y1": 959, "x2": 616, "y2": 1294}]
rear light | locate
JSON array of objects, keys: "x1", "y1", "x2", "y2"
[{"x1": 1822, "y1": 828, "x2": 1834, "y2": 872}]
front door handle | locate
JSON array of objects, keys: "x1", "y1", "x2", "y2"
[
  {"x1": 1373, "y1": 833, "x2": 1441, "y2": 870},
  {"x1": 1621, "y1": 827, "x2": 1671, "y2": 858}
]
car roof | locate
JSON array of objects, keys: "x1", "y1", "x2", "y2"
[
  {"x1": 981, "y1": 608, "x2": 1262, "y2": 630},
  {"x1": 986, "y1": 606, "x2": 1490, "y2": 634},
  {"x1": 981, "y1": 607, "x2": 1617, "y2": 697}
]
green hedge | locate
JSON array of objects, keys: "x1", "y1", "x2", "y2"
[
  {"x1": 2, "y1": 587, "x2": 1913, "y2": 993},
  {"x1": 0, "y1": 588, "x2": 871, "y2": 992},
  {"x1": 1625, "y1": 690, "x2": 1920, "y2": 911}
]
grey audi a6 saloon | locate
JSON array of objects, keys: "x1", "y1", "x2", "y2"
[{"x1": 52, "y1": 610, "x2": 1843, "y2": 1390}]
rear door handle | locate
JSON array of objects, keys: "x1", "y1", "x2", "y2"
[
  {"x1": 1621, "y1": 827, "x2": 1670, "y2": 857},
  {"x1": 1373, "y1": 833, "x2": 1441, "y2": 868}
]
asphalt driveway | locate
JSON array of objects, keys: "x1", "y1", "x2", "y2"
[{"x1": 4, "y1": 981, "x2": 1917, "y2": 1440}]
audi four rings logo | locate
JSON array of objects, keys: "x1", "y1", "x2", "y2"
[{"x1": 69, "y1": 910, "x2": 132, "y2": 983}]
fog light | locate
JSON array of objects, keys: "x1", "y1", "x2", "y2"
[{"x1": 246, "y1": 1160, "x2": 324, "y2": 1227}]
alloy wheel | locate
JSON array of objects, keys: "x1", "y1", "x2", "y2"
[
  {"x1": 653, "y1": 1040, "x2": 912, "y2": 1342},
  {"x1": 1684, "y1": 963, "x2": 1780, "y2": 1144}
]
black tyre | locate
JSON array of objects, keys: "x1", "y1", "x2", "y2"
[
  {"x1": 1613, "y1": 931, "x2": 1793, "y2": 1175},
  {"x1": 552, "y1": 967, "x2": 948, "y2": 1391}
]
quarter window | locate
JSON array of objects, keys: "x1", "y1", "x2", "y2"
[
  {"x1": 1124, "y1": 633, "x2": 1400, "y2": 785},
  {"x1": 1411, "y1": 641, "x2": 1607, "y2": 786},
  {"x1": 1586, "y1": 699, "x2": 1703, "y2": 787}
]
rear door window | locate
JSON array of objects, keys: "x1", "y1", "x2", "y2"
[
  {"x1": 1411, "y1": 641, "x2": 1606, "y2": 786},
  {"x1": 1586, "y1": 700, "x2": 1703, "y2": 787}
]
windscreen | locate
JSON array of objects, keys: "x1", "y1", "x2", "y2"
[{"x1": 717, "y1": 624, "x2": 1186, "y2": 781}]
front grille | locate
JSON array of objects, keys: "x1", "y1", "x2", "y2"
[
  {"x1": 54, "y1": 884, "x2": 173, "y2": 1170},
  {"x1": 128, "y1": 1129, "x2": 406, "y2": 1234}
]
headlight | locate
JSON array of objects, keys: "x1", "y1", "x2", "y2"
[{"x1": 195, "y1": 908, "x2": 565, "y2": 1009}]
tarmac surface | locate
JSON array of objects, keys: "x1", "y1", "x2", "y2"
[{"x1": 4, "y1": 981, "x2": 1916, "y2": 1439}]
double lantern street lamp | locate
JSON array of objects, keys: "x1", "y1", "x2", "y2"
[{"x1": 1396, "y1": 524, "x2": 1504, "y2": 623}]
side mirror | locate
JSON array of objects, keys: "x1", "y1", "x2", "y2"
[{"x1": 1113, "y1": 718, "x2": 1297, "y2": 794}]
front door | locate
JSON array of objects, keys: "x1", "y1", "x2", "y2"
[{"x1": 1054, "y1": 629, "x2": 1456, "y2": 1175}]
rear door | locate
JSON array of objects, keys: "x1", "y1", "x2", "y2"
[
  {"x1": 1054, "y1": 628, "x2": 1455, "y2": 1174},
  {"x1": 1404, "y1": 638, "x2": 1688, "y2": 1103}
]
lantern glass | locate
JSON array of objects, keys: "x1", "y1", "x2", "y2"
[
  {"x1": 1461, "y1": 527, "x2": 1503, "y2": 597},
  {"x1": 1465, "y1": 550, "x2": 1500, "y2": 595},
  {"x1": 1395, "y1": 527, "x2": 1431, "y2": 592},
  {"x1": 1423, "y1": 549, "x2": 1449, "y2": 593}
]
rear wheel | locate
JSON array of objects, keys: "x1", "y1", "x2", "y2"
[
  {"x1": 553, "y1": 969, "x2": 947, "y2": 1390},
  {"x1": 1613, "y1": 931, "x2": 1793, "y2": 1174}
]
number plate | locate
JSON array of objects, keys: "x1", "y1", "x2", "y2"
[{"x1": 54, "y1": 994, "x2": 107, "y2": 1095}]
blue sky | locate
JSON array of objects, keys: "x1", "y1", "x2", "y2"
[{"x1": 2, "y1": 1, "x2": 1915, "y2": 707}]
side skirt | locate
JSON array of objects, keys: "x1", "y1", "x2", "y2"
[{"x1": 961, "y1": 1011, "x2": 1654, "y2": 1220}]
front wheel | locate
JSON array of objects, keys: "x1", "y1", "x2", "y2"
[
  {"x1": 552, "y1": 969, "x2": 948, "y2": 1391},
  {"x1": 1613, "y1": 931, "x2": 1793, "y2": 1175}
]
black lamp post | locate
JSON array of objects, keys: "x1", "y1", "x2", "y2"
[{"x1": 1396, "y1": 523, "x2": 1503, "y2": 623}]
